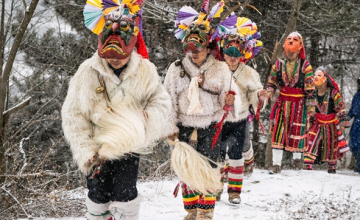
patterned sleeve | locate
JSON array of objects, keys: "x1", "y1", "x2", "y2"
[
  {"x1": 332, "y1": 89, "x2": 351, "y2": 127},
  {"x1": 266, "y1": 60, "x2": 279, "y2": 94},
  {"x1": 303, "y1": 61, "x2": 316, "y2": 107}
]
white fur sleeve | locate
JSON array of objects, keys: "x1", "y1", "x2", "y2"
[
  {"x1": 61, "y1": 66, "x2": 100, "y2": 175},
  {"x1": 144, "y1": 76, "x2": 172, "y2": 142},
  {"x1": 247, "y1": 68, "x2": 263, "y2": 110},
  {"x1": 163, "y1": 63, "x2": 180, "y2": 135}
]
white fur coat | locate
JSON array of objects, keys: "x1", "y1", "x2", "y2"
[
  {"x1": 228, "y1": 62, "x2": 263, "y2": 122},
  {"x1": 61, "y1": 51, "x2": 171, "y2": 174},
  {"x1": 164, "y1": 54, "x2": 236, "y2": 134}
]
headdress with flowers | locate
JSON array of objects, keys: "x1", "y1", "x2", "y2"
[
  {"x1": 214, "y1": 14, "x2": 262, "y2": 62},
  {"x1": 83, "y1": 0, "x2": 148, "y2": 59}
]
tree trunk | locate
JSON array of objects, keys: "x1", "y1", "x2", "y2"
[
  {"x1": 264, "y1": 0, "x2": 302, "y2": 168},
  {"x1": 0, "y1": 0, "x2": 40, "y2": 184}
]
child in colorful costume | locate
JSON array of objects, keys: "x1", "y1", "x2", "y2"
[
  {"x1": 164, "y1": 1, "x2": 236, "y2": 219},
  {"x1": 62, "y1": 1, "x2": 171, "y2": 219},
  {"x1": 214, "y1": 15, "x2": 267, "y2": 203},
  {"x1": 266, "y1": 32, "x2": 315, "y2": 174},
  {"x1": 348, "y1": 77, "x2": 360, "y2": 174},
  {"x1": 304, "y1": 67, "x2": 350, "y2": 173}
]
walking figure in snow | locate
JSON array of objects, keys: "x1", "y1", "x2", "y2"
[
  {"x1": 348, "y1": 77, "x2": 360, "y2": 174},
  {"x1": 214, "y1": 15, "x2": 267, "y2": 204},
  {"x1": 164, "y1": 1, "x2": 237, "y2": 219},
  {"x1": 303, "y1": 67, "x2": 350, "y2": 173},
  {"x1": 266, "y1": 32, "x2": 315, "y2": 174},
  {"x1": 61, "y1": 1, "x2": 171, "y2": 219}
]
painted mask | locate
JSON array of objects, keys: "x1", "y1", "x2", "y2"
[
  {"x1": 84, "y1": 0, "x2": 145, "y2": 60},
  {"x1": 98, "y1": 9, "x2": 140, "y2": 59},
  {"x1": 174, "y1": 0, "x2": 225, "y2": 53},
  {"x1": 222, "y1": 37, "x2": 242, "y2": 57},
  {"x1": 182, "y1": 19, "x2": 211, "y2": 52},
  {"x1": 284, "y1": 32, "x2": 302, "y2": 54},
  {"x1": 314, "y1": 70, "x2": 327, "y2": 87}
]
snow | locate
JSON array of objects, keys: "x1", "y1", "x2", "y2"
[{"x1": 18, "y1": 168, "x2": 360, "y2": 220}]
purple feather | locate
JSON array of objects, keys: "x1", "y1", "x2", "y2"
[
  {"x1": 138, "y1": 8, "x2": 144, "y2": 35},
  {"x1": 101, "y1": 0, "x2": 119, "y2": 10},
  {"x1": 252, "y1": 46, "x2": 261, "y2": 56},
  {"x1": 219, "y1": 14, "x2": 237, "y2": 28},
  {"x1": 252, "y1": 32, "x2": 261, "y2": 39},
  {"x1": 177, "y1": 11, "x2": 198, "y2": 20}
]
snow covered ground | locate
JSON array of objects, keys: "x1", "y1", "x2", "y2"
[{"x1": 18, "y1": 168, "x2": 360, "y2": 220}]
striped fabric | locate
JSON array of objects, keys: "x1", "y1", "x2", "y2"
[
  {"x1": 267, "y1": 59, "x2": 315, "y2": 107},
  {"x1": 245, "y1": 156, "x2": 254, "y2": 165},
  {"x1": 227, "y1": 159, "x2": 244, "y2": 194},
  {"x1": 182, "y1": 184, "x2": 216, "y2": 212},
  {"x1": 270, "y1": 87, "x2": 308, "y2": 152},
  {"x1": 305, "y1": 113, "x2": 349, "y2": 165}
]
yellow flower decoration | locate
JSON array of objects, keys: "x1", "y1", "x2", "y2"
[{"x1": 236, "y1": 17, "x2": 253, "y2": 37}]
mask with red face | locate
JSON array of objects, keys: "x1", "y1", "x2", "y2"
[{"x1": 84, "y1": 0, "x2": 148, "y2": 60}]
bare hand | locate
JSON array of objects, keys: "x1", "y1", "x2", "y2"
[
  {"x1": 86, "y1": 152, "x2": 99, "y2": 166},
  {"x1": 198, "y1": 74, "x2": 205, "y2": 87},
  {"x1": 267, "y1": 92, "x2": 273, "y2": 102},
  {"x1": 340, "y1": 126, "x2": 345, "y2": 134},
  {"x1": 258, "y1": 90, "x2": 268, "y2": 101},
  {"x1": 168, "y1": 133, "x2": 179, "y2": 141},
  {"x1": 225, "y1": 93, "x2": 235, "y2": 106}
]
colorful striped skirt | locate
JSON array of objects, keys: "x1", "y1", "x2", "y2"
[
  {"x1": 305, "y1": 113, "x2": 349, "y2": 164},
  {"x1": 270, "y1": 86, "x2": 308, "y2": 152}
]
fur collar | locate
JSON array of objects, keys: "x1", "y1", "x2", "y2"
[
  {"x1": 182, "y1": 54, "x2": 217, "y2": 77},
  {"x1": 89, "y1": 51, "x2": 141, "y2": 84}
]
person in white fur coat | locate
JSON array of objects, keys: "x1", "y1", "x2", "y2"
[
  {"x1": 164, "y1": 2, "x2": 236, "y2": 219},
  {"x1": 215, "y1": 15, "x2": 268, "y2": 204},
  {"x1": 62, "y1": 1, "x2": 171, "y2": 220}
]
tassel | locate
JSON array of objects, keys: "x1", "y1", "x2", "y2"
[
  {"x1": 255, "y1": 100, "x2": 265, "y2": 135},
  {"x1": 189, "y1": 128, "x2": 198, "y2": 148},
  {"x1": 135, "y1": 32, "x2": 149, "y2": 59},
  {"x1": 171, "y1": 140, "x2": 222, "y2": 195},
  {"x1": 173, "y1": 181, "x2": 181, "y2": 198},
  {"x1": 211, "y1": 90, "x2": 236, "y2": 149}
]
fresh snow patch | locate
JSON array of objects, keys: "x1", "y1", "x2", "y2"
[{"x1": 18, "y1": 168, "x2": 360, "y2": 220}]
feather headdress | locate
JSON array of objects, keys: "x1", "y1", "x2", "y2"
[
  {"x1": 217, "y1": 15, "x2": 263, "y2": 62},
  {"x1": 174, "y1": 0, "x2": 225, "y2": 40},
  {"x1": 84, "y1": 0, "x2": 145, "y2": 35}
]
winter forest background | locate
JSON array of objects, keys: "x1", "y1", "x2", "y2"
[{"x1": 0, "y1": 0, "x2": 360, "y2": 219}]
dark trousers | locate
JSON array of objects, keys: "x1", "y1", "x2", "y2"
[
  {"x1": 220, "y1": 119, "x2": 247, "y2": 160},
  {"x1": 352, "y1": 150, "x2": 360, "y2": 173},
  {"x1": 86, "y1": 154, "x2": 140, "y2": 203},
  {"x1": 178, "y1": 123, "x2": 221, "y2": 168}
]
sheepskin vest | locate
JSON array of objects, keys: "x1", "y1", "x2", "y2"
[
  {"x1": 164, "y1": 54, "x2": 235, "y2": 134},
  {"x1": 228, "y1": 62, "x2": 263, "y2": 122},
  {"x1": 62, "y1": 51, "x2": 171, "y2": 174}
]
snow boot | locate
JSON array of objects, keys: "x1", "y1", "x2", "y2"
[
  {"x1": 108, "y1": 194, "x2": 143, "y2": 220},
  {"x1": 196, "y1": 209, "x2": 214, "y2": 220},
  {"x1": 215, "y1": 189, "x2": 223, "y2": 201},
  {"x1": 85, "y1": 197, "x2": 112, "y2": 220},
  {"x1": 244, "y1": 164, "x2": 253, "y2": 177},
  {"x1": 184, "y1": 209, "x2": 197, "y2": 220},
  {"x1": 228, "y1": 192, "x2": 241, "y2": 204},
  {"x1": 269, "y1": 165, "x2": 281, "y2": 174},
  {"x1": 293, "y1": 159, "x2": 302, "y2": 171},
  {"x1": 328, "y1": 167, "x2": 336, "y2": 174}
]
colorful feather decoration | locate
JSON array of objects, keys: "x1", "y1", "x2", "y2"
[
  {"x1": 175, "y1": 6, "x2": 199, "y2": 40},
  {"x1": 212, "y1": 13, "x2": 237, "y2": 40},
  {"x1": 235, "y1": 17, "x2": 253, "y2": 37},
  {"x1": 201, "y1": 0, "x2": 210, "y2": 14},
  {"x1": 84, "y1": 0, "x2": 106, "y2": 34},
  {"x1": 208, "y1": 0, "x2": 224, "y2": 20}
]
